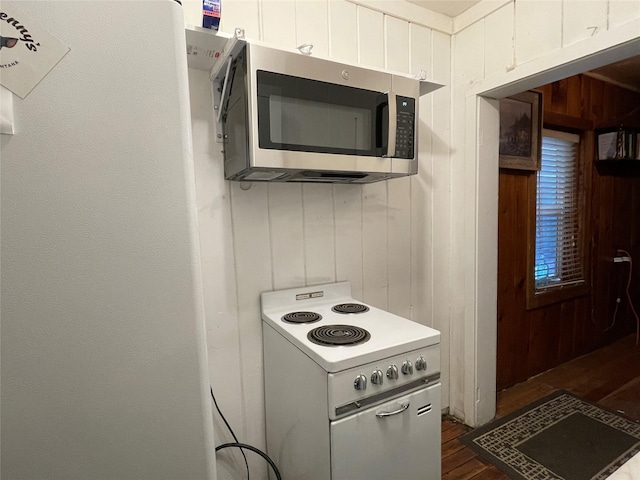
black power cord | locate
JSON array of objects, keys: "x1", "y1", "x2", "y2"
[
  {"x1": 210, "y1": 386, "x2": 249, "y2": 479},
  {"x1": 210, "y1": 386, "x2": 282, "y2": 480},
  {"x1": 215, "y1": 443, "x2": 282, "y2": 480}
]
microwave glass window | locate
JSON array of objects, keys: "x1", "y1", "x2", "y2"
[
  {"x1": 269, "y1": 96, "x2": 372, "y2": 151},
  {"x1": 257, "y1": 70, "x2": 386, "y2": 157}
]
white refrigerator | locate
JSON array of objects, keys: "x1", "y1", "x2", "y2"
[{"x1": 1, "y1": 1, "x2": 216, "y2": 479}]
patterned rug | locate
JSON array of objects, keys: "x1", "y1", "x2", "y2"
[{"x1": 460, "y1": 390, "x2": 640, "y2": 480}]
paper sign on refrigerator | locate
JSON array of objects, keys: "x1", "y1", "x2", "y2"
[{"x1": 0, "y1": 7, "x2": 69, "y2": 98}]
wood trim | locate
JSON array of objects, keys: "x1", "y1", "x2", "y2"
[{"x1": 543, "y1": 112, "x2": 593, "y2": 132}]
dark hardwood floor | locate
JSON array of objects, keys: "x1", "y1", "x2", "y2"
[{"x1": 441, "y1": 334, "x2": 640, "y2": 479}]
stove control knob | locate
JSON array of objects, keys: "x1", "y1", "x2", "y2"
[
  {"x1": 401, "y1": 360, "x2": 414, "y2": 375},
  {"x1": 415, "y1": 356, "x2": 427, "y2": 371},
  {"x1": 371, "y1": 369, "x2": 384, "y2": 385},
  {"x1": 354, "y1": 374, "x2": 367, "y2": 391},
  {"x1": 386, "y1": 364, "x2": 399, "y2": 380}
]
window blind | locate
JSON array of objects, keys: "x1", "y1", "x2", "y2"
[{"x1": 535, "y1": 129, "x2": 584, "y2": 291}]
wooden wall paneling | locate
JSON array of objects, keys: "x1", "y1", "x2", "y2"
[
  {"x1": 538, "y1": 84, "x2": 553, "y2": 114},
  {"x1": 514, "y1": 173, "x2": 533, "y2": 384},
  {"x1": 566, "y1": 75, "x2": 582, "y2": 117},
  {"x1": 571, "y1": 296, "x2": 588, "y2": 357},
  {"x1": 497, "y1": 72, "x2": 640, "y2": 391},
  {"x1": 497, "y1": 173, "x2": 518, "y2": 389},
  {"x1": 527, "y1": 306, "x2": 556, "y2": 377},
  {"x1": 580, "y1": 75, "x2": 592, "y2": 120},
  {"x1": 594, "y1": 174, "x2": 615, "y2": 344},
  {"x1": 550, "y1": 79, "x2": 569, "y2": 114},
  {"x1": 588, "y1": 76, "x2": 604, "y2": 123},
  {"x1": 602, "y1": 83, "x2": 620, "y2": 125},
  {"x1": 558, "y1": 300, "x2": 576, "y2": 364}
]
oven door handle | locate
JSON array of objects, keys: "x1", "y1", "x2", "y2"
[{"x1": 375, "y1": 401, "x2": 409, "y2": 418}]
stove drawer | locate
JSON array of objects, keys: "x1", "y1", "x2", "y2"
[{"x1": 330, "y1": 383, "x2": 441, "y2": 480}]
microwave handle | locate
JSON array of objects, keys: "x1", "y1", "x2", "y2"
[{"x1": 383, "y1": 93, "x2": 397, "y2": 158}]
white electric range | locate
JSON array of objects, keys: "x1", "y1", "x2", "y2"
[{"x1": 261, "y1": 281, "x2": 442, "y2": 480}]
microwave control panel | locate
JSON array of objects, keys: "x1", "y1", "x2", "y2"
[{"x1": 395, "y1": 96, "x2": 415, "y2": 159}]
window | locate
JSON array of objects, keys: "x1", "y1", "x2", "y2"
[{"x1": 528, "y1": 129, "x2": 587, "y2": 307}]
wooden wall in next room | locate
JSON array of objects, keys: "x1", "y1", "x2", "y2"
[{"x1": 497, "y1": 74, "x2": 640, "y2": 391}]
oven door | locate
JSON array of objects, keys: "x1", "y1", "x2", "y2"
[{"x1": 330, "y1": 383, "x2": 441, "y2": 480}]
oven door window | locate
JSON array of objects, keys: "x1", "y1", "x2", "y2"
[{"x1": 257, "y1": 70, "x2": 387, "y2": 156}]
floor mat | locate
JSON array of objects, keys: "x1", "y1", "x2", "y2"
[{"x1": 459, "y1": 390, "x2": 640, "y2": 480}]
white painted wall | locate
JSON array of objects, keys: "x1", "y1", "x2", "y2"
[
  {"x1": 185, "y1": 1, "x2": 451, "y2": 478},
  {"x1": 450, "y1": 0, "x2": 640, "y2": 426}
]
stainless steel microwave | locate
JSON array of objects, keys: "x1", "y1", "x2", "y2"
[{"x1": 211, "y1": 39, "x2": 442, "y2": 183}]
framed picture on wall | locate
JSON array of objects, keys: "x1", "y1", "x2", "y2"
[{"x1": 499, "y1": 90, "x2": 543, "y2": 171}]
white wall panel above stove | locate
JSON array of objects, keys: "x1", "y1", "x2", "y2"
[
  {"x1": 411, "y1": 23, "x2": 434, "y2": 80},
  {"x1": 295, "y1": 0, "x2": 330, "y2": 57},
  {"x1": 329, "y1": 1, "x2": 359, "y2": 62},
  {"x1": 388, "y1": 177, "x2": 413, "y2": 320},
  {"x1": 268, "y1": 184, "x2": 306, "y2": 289},
  {"x1": 385, "y1": 15, "x2": 410, "y2": 73},
  {"x1": 218, "y1": 0, "x2": 260, "y2": 39},
  {"x1": 362, "y1": 182, "x2": 390, "y2": 311},
  {"x1": 357, "y1": 7, "x2": 385, "y2": 67},
  {"x1": 303, "y1": 184, "x2": 337, "y2": 286},
  {"x1": 333, "y1": 185, "x2": 365, "y2": 301},
  {"x1": 261, "y1": 0, "x2": 297, "y2": 48}
]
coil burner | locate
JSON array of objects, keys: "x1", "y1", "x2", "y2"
[
  {"x1": 307, "y1": 325, "x2": 371, "y2": 346},
  {"x1": 331, "y1": 303, "x2": 370, "y2": 314},
  {"x1": 282, "y1": 311, "x2": 322, "y2": 324}
]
